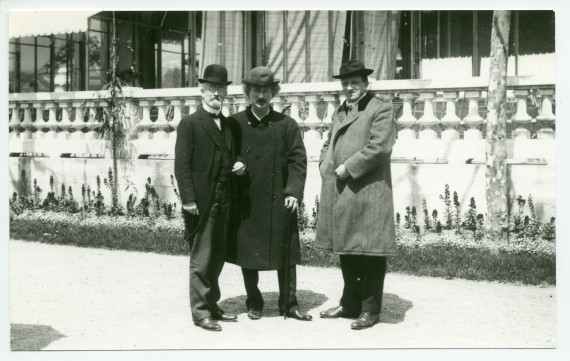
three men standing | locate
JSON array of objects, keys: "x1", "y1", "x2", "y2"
[
  {"x1": 174, "y1": 64, "x2": 245, "y2": 331},
  {"x1": 176, "y1": 59, "x2": 394, "y2": 331},
  {"x1": 227, "y1": 67, "x2": 312, "y2": 322},
  {"x1": 315, "y1": 60, "x2": 397, "y2": 330}
]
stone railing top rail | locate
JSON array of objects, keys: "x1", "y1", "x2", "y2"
[{"x1": 8, "y1": 75, "x2": 555, "y2": 103}]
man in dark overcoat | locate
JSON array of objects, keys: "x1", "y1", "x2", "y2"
[
  {"x1": 315, "y1": 60, "x2": 397, "y2": 330},
  {"x1": 174, "y1": 64, "x2": 246, "y2": 331},
  {"x1": 227, "y1": 66, "x2": 312, "y2": 321}
]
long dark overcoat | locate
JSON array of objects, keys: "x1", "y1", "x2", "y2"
[
  {"x1": 174, "y1": 106, "x2": 241, "y2": 242},
  {"x1": 227, "y1": 107, "x2": 307, "y2": 270},
  {"x1": 315, "y1": 92, "x2": 397, "y2": 256}
]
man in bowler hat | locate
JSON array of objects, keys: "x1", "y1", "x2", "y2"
[
  {"x1": 316, "y1": 59, "x2": 397, "y2": 330},
  {"x1": 174, "y1": 64, "x2": 246, "y2": 331},
  {"x1": 227, "y1": 66, "x2": 312, "y2": 321}
]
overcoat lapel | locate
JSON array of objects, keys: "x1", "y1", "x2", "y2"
[{"x1": 333, "y1": 93, "x2": 374, "y2": 144}]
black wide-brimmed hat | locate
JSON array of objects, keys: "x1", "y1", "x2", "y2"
[
  {"x1": 332, "y1": 59, "x2": 374, "y2": 79},
  {"x1": 242, "y1": 66, "x2": 280, "y2": 86},
  {"x1": 198, "y1": 64, "x2": 232, "y2": 85}
]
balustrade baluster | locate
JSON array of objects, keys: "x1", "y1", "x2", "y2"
[
  {"x1": 511, "y1": 89, "x2": 532, "y2": 140},
  {"x1": 536, "y1": 89, "x2": 555, "y2": 139},
  {"x1": 20, "y1": 104, "x2": 34, "y2": 141},
  {"x1": 169, "y1": 99, "x2": 183, "y2": 129},
  {"x1": 154, "y1": 100, "x2": 171, "y2": 146},
  {"x1": 58, "y1": 103, "x2": 73, "y2": 140},
  {"x1": 302, "y1": 95, "x2": 324, "y2": 159},
  {"x1": 83, "y1": 101, "x2": 100, "y2": 141},
  {"x1": 396, "y1": 93, "x2": 418, "y2": 140},
  {"x1": 286, "y1": 96, "x2": 301, "y2": 122},
  {"x1": 32, "y1": 102, "x2": 45, "y2": 127},
  {"x1": 441, "y1": 92, "x2": 461, "y2": 141},
  {"x1": 8, "y1": 104, "x2": 18, "y2": 144},
  {"x1": 9, "y1": 104, "x2": 20, "y2": 144},
  {"x1": 417, "y1": 92, "x2": 440, "y2": 140},
  {"x1": 463, "y1": 91, "x2": 484, "y2": 140},
  {"x1": 137, "y1": 100, "x2": 154, "y2": 142},
  {"x1": 322, "y1": 95, "x2": 336, "y2": 123},
  {"x1": 45, "y1": 103, "x2": 60, "y2": 142},
  {"x1": 71, "y1": 101, "x2": 86, "y2": 141}
]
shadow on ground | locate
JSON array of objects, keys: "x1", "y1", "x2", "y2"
[
  {"x1": 219, "y1": 290, "x2": 412, "y2": 323},
  {"x1": 10, "y1": 323, "x2": 66, "y2": 351},
  {"x1": 219, "y1": 289, "x2": 328, "y2": 317},
  {"x1": 379, "y1": 293, "x2": 413, "y2": 324}
]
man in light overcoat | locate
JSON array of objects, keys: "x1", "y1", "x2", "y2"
[{"x1": 315, "y1": 59, "x2": 397, "y2": 330}]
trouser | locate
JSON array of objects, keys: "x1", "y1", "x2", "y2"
[
  {"x1": 339, "y1": 255, "x2": 387, "y2": 314},
  {"x1": 188, "y1": 181, "x2": 231, "y2": 321},
  {"x1": 241, "y1": 266, "x2": 299, "y2": 312}
]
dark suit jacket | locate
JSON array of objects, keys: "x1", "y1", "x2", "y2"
[{"x1": 174, "y1": 106, "x2": 242, "y2": 240}]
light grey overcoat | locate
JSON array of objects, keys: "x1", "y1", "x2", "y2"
[{"x1": 315, "y1": 92, "x2": 397, "y2": 256}]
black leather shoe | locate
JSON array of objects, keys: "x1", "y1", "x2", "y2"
[
  {"x1": 280, "y1": 307, "x2": 313, "y2": 321},
  {"x1": 320, "y1": 306, "x2": 360, "y2": 319},
  {"x1": 194, "y1": 317, "x2": 222, "y2": 331},
  {"x1": 212, "y1": 311, "x2": 238, "y2": 322},
  {"x1": 350, "y1": 312, "x2": 379, "y2": 330},
  {"x1": 247, "y1": 309, "x2": 262, "y2": 320}
]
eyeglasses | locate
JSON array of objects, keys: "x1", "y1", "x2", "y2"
[{"x1": 205, "y1": 84, "x2": 228, "y2": 94}]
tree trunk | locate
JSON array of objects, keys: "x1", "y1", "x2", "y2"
[
  {"x1": 111, "y1": 12, "x2": 119, "y2": 210},
  {"x1": 485, "y1": 11, "x2": 511, "y2": 242}
]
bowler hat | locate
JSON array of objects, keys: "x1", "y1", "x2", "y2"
[
  {"x1": 242, "y1": 66, "x2": 280, "y2": 86},
  {"x1": 332, "y1": 59, "x2": 374, "y2": 79},
  {"x1": 198, "y1": 64, "x2": 232, "y2": 85}
]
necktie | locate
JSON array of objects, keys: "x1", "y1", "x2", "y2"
[{"x1": 210, "y1": 112, "x2": 221, "y2": 119}]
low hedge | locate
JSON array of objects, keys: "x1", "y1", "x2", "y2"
[{"x1": 10, "y1": 210, "x2": 556, "y2": 285}]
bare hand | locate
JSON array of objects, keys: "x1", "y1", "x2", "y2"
[
  {"x1": 232, "y1": 161, "x2": 246, "y2": 176},
  {"x1": 334, "y1": 164, "x2": 350, "y2": 180},
  {"x1": 284, "y1": 196, "x2": 298, "y2": 213},
  {"x1": 182, "y1": 201, "x2": 199, "y2": 215}
]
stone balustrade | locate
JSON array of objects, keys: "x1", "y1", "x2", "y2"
[{"x1": 8, "y1": 76, "x2": 555, "y2": 161}]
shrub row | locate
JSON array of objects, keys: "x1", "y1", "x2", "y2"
[{"x1": 10, "y1": 210, "x2": 555, "y2": 285}]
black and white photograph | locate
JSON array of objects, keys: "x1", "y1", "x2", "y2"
[{"x1": 1, "y1": 0, "x2": 569, "y2": 360}]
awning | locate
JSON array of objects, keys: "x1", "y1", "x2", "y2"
[{"x1": 9, "y1": 11, "x2": 100, "y2": 38}]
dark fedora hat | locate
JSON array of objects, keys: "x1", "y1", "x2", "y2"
[
  {"x1": 242, "y1": 66, "x2": 280, "y2": 86},
  {"x1": 198, "y1": 64, "x2": 232, "y2": 85},
  {"x1": 332, "y1": 59, "x2": 374, "y2": 79}
]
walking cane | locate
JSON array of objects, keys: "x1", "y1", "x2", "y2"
[{"x1": 283, "y1": 207, "x2": 292, "y2": 319}]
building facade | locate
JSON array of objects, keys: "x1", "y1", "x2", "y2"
[{"x1": 8, "y1": 10, "x2": 556, "y2": 222}]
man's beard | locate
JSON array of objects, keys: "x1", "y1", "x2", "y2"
[{"x1": 206, "y1": 97, "x2": 222, "y2": 109}]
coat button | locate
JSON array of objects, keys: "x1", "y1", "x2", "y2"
[
  {"x1": 272, "y1": 172, "x2": 276, "y2": 176},
  {"x1": 273, "y1": 193, "x2": 277, "y2": 198}
]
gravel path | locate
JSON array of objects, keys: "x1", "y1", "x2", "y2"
[{"x1": 9, "y1": 239, "x2": 556, "y2": 350}]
